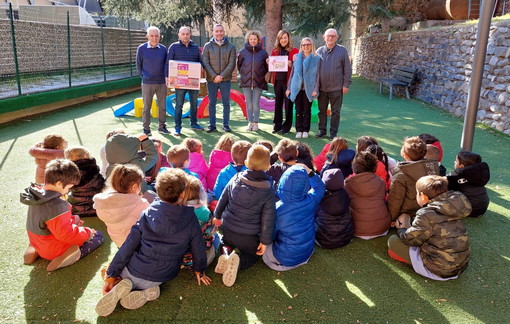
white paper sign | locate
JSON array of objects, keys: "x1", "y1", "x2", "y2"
[
  {"x1": 168, "y1": 60, "x2": 201, "y2": 90},
  {"x1": 268, "y1": 56, "x2": 288, "y2": 72}
]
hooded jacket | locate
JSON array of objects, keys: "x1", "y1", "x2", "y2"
[
  {"x1": 345, "y1": 172, "x2": 391, "y2": 237},
  {"x1": 202, "y1": 37, "x2": 237, "y2": 82},
  {"x1": 237, "y1": 42, "x2": 268, "y2": 90},
  {"x1": 447, "y1": 162, "x2": 490, "y2": 217},
  {"x1": 213, "y1": 163, "x2": 247, "y2": 199},
  {"x1": 106, "y1": 200, "x2": 207, "y2": 282},
  {"x1": 93, "y1": 191, "x2": 150, "y2": 248},
  {"x1": 67, "y1": 158, "x2": 105, "y2": 217},
  {"x1": 21, "y1": 185, "x2": 90, "y2": 260},
  {"x1": 105, "y1": 134, "x2": 157, "y2": 179},
  {"x1": 398, "y1": 191, "x2": 472, "y2": 278},
  {"x1": 315, "y1": 169, "x2": 353, "y2": 249},
  {"x1": 28, "y1": 143, "x2": 65, "y2": 184},
  {"x1": 272, "y1": 166, "x2": 326, "y2": 266},
  {"x1": 188, "y1": 152, "x2": 209, "y2": 190},
  {"x1": 388, "y1": 159, "x2": 439, "y2": 220},
  {"x1": 214, "y1": 170, "x2": 276, "y2": 244},
  {"x1": 207, "y1": 149, "x2": 233, "y2": 192},
  {"x1": 320, "y1": 148, "x2": 356, "y2": 179}
]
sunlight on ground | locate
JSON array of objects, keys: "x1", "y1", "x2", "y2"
[
  {"x1": 345, "y1": 281, "x2": 375, "y2": 307},
  {"x1": 274, "y1": 279, "x2": 293, "y2": 298},
  {"x1": 245, "y1": 308, "x2": 262, "y2": 324},
  {"x1": 501, "y1": 255, "x2": 510, "y2": 262}
]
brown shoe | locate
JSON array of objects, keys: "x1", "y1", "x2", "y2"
[
  {"x1": 23, "y1": 245, "x2": 39, "y2": 265},
  {"x1": 47, "y1": 245, "x2": 81, "y2": 271}
]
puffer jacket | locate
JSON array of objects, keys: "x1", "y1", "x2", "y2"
[
  {"x1": 447, "y1": 162, "x2": 490, "y2": 217},
  {"x1": 213, "y1": 163, "x2": 247, "y2": 199},
  {"x1": 107, "y1": 200, "x2": 207, "y2": 282},
  {"x1": 214, "y1": 170, "x2": 276, "y2": 244},
  {"x1": 272, "y1": 166, "x2": 325, "y2": 266},
  {"x1": 388, "y1": 159, "x2": 439, "y2": 220},
  {"x1": 93, "y1": 191, "x2": 150, "y2": 248},
  {"x1": 320, "y1": 148, "x2": 356, "y2": 179},
  {"x1": 202, "y1": 37, "x2": 237, "y2": 81},
  {"x1": 398, "y1": 190, "x2": 472, "y2": 278},
  {"x1": 28, "y1": 143, "x2": 65, "y2": 183},
  {"x1": 67, "y1": 158, "x2": 105, "y2": 217},
  {"x1": 345, "y1": 172, "x2": 391, "y2": 237},
  {"x1": 237, "y1": 42, "x2": 268, "y2": 90},
  {"x1": 207, "y1": 149, "x2": 233, "y2": 192},
  {"x1": 188, "y1": 152, "x2": 209, "y2": 190},
  {"x1": 315, "y1": 169, "x2": 353, "y2": 249}
]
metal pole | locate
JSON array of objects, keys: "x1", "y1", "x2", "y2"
[
  {"x1": 67, "y1": 11, "x2": 72, "y2": 87},
  {"x1": 100, "y1": 15, "x2": 107, "y2": 82},
  {"x1": 128, "y1": 18, "x2": 133, "y2": 77},
  {"x1": 461, "y1": 0, "x2": 496, "y2": 151},
  {"x1": 9, "y1": 3, "x2": 22, "y2": 96}
]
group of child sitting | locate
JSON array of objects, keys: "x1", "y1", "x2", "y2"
[{"x1": 23, "y1": 131, "x2": 490, "y2": 316}]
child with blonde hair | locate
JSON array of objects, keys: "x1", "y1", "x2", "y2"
[
  {"x1": 207, "y1": 134, "x2": 235, "y2": 192},
  {"x1": 29, "y1": 134, "x2": 67, "y2": 183},
  {"x1": 183, "y1": 138, "x2": 210, "y2": 190},
  {"x1": 94, "y1": 164, "x2": 150, "y2": 248}
]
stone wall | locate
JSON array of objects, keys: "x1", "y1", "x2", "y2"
[
  {"x1": 0, "y1": 19, "x2": 146, "y2": 75},
  {"x1": 354, "y1": 20, "x2": 510, "y2": 135}
]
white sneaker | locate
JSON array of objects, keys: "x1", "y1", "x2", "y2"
[
  {"x1": 215, "y1": 254, "x2": 228, "y2": 274},
  {"x1": 252, "y1": 122, "x2": 259, "y2": 131},
  {"x1": 95, "y1": 279, "x2": 133, "y2": 317},
  {"x1": 302, "y1": 132, "x2": 309, "y2": 138},
  {"x1": 222, "y1": 252, "x2": 240, "y2": 287},
  {"x1": 120, "y1": 285, "x2": 160, "y2": 310},
  {"x1": 296, "y1": 132, "x2": 303, "y2": 138},
  {"x1": 246, "y1": 122, "x2": 253, "y2": 131}
]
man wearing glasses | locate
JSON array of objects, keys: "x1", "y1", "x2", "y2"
[{"x1": 315, "y1": 29, "x2": 352, "y2": 140}]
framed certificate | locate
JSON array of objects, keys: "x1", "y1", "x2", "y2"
[
  {"x1": 168, "y1": 60, "x2": 201, "y2": 90},
  {"x1": 268, "y1": 55, "x2": 288, "y2": 72}
]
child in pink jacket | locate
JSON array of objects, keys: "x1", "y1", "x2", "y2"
[
  {"x1": 207, "y1": 134, "x2": 235, "y2": 192},
  {"x1": 183, "y1": 138, "x2": 209, "y2": 190},
  {"x1": 29, "y1": 134, "x2": 67, "y2": 183}
]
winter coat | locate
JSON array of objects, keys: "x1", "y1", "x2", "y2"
[
  {"x1": 345, "y1": 172, "x2": 391, "y2": 237},
  {"x1": 447, "y1": 162, "x2": 490, "y2": 217},
  {"x1": 313, "y1": 143, "x2": 331, "y2": 173},
  {"x1": 188, "y1": 152, "x2": 209, "y2": 190},
  {"x1": 202, "y1": 37, "x2": 237, "y2": 82},
  {"x1": 214, "y1": 170, "x2": 276, "y2": 244},
  {"x1": 269, "y1": 47, "x2": 299, "y2": 84},
  {"x1": 315, "y1": 169, "x2": 353, "y2": 249},
  {"x1": 375, "y1": 160, "x2": 391, "y2": 192},
  {"x1": 105, "y1": 133, "x2": 157, "y2": 179},
  {"x1": 272, "y1": 166, "x2": 326, "y2": 266},
  {"x1": 398, "y1": 190, "x2": 471, "y2": 278},
  {"x1": 67, "y1": 158, "x2": 105, "y2": 217},
  {"x1": 93, "y1": 191, "x2": 150, "y2": 248},
  {"x1": 320, "y1": 148, "x2": 356, "y2": 179},
  {"x1": 267, "y1": 162, "x2": 293, "y2": 190},
  {"x1": 388, "y1": 159, "x2": 439, "y2": 220},
  {"x1": 21, "y1": 185, "x2": 91, "y2": 260},
  {"x1": 107, "y1": 200, "x2": 207, "y2": 282},
  {"x1": 28, "y1": 143, "x2": 65, "y2": 184},
  {"x1": 288, "y1": 52, "x2": 321, "y2": 102},
  {"x1": 237, "y1": 42, "x2": 268, "y2": 90},
  {"x1": 207, "y1": 149, "x2": 233, "y2": 192},
  {"x1": 213, "y1": 163, "x2": 247, "y2": 199}
]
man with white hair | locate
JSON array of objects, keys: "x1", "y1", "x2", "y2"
[
  {"x1": 136, "y1": 26, "x2": 168, "y2": 136},
  {"x1": 166, "y1": 26, "x2": 203, "y2": 136},
  {"x1": 315, "y1": 28, "x2": 352, "y2": 140}
]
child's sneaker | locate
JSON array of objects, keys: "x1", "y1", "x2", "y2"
[
  {"x1": 23, "y1": 245, "x2": 39, "y2": 265},
  {"x1": 120, "y1": 286, "x2": 160, "y2": 310},
  {"x1": 252, "y1": 122, "x2": 259, "y2": 131},
  {"x1": 46, "y1": 245, "x2": 81, "y2": 271},
  {"x1": 215, "y1": 254, "x2": 228, "y2": 274},
  {"x1": 95, "y1": 279, "x2": 133, "y2": 317},
  {"x1": 222, "y1": 252, "x2": 240, "y2": 287}
]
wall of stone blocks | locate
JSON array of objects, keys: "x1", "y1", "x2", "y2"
[{"x1": 354, "y1": 20, "x2": 510, "y2": 135}]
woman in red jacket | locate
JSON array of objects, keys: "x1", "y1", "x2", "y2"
[{"x1": 269, "y1": 30, "x2": 299, "y2": 134}]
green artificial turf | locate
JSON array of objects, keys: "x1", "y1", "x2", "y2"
[{"x1": 0, "y1": 76, "x2": 509, "y2": 323}]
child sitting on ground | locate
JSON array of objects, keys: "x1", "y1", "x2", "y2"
[
  {"x1": 388, "y1": 175, "x2": 471, "y2": 280},
  {"x1": 214, "y1": 145, "x2": 276, "y2": 287},
  {"x1": 254, "y1": 140, "x2": 278, "y2": 165},
  {"x1": 364, "y1": 143, "x2": 392, "y2": 192},
  {"x1": 207, "y1": 134, "x2": 235, "y2": 193},
  {"x1": 94, "y1": 164, "x2": 150, "y2": 248},
  {"x1": 29, "y1": 134, "x2": 67, "y2": 184},
  {"x1": 419, "y1": 133, "x2": 443, "y2": 163},
  {"x1": 100, "y1": 129, "x2": 125, "y2": 177},
  {"x1": 447, "y1": 151, "x2": 490, "y2": 217},
  {"x1": 320, "y1": 137, "x2": 355, "y2": 179},
  {"x1": 95, "y1": 168, "x2": 211, "y2": 317},
  {"x1": 425, "y1": 144, "x2": 447, "y2": 176},
  {"x1": 267, "y1": 138, "x2": 298, "y2": 189},
  {"x1": 65, "y1": 146, "x2": 105, "y2": 217},
  {"x1": 355, "y1": 135, "x2": 397, "y2": 175},
  {"x1": 144, "y1": 139, "x2": 170, "y2": 184},
  {"x1": 21, "y1": 159, "x2": 103, "y2": 271},
  {"x1": 263, "y1": 163, "x2": 325, "y2": 271},
  {"x1": 344, "y1": 152, "x2": 391, "y2": 239},
  {"x1": 161, "y1": 145, "x2": 199, "y2": 179},
  {"x1": 296, "y1": 142, "x2": 315, "y2": 171},
  {"x1": 315, "y1": 169, "x2": 353, "y2": 249},
  {"x1": 183, "y1": 138, "x2": 209, "y2": 190},
  {"x1": 213, "y1": 140, "x2": 251, "y2": 199},
  {"x1": 388, "y1": 136, "x2": 439, "y2": 222}
]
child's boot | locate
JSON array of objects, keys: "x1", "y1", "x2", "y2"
[
  {"x1": 95, "y1": 279, "x2": 133, "y2": 317},
  {"x1": 222, "y1": 251, "x2": 240, "y2": 287},
  {"x1": 46, "y1": 245, "x2": 81, "y2": 271},
  {"x1": 23, "y1": 245, "x2": 39, "y2": 265},
  {"x1": 120, "y1": 286, "x2": 160, "y2": 310}
]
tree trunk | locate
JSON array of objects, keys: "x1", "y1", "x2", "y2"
[{"x1": 265, "y1": 0, "x2": 282, "y2": 51}]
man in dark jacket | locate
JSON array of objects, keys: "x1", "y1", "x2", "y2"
[
  {"x1": 166, "y1": 26, "x2": 203, "y2": 136},
  {"x1": 202, "y1": 24, "x2": 237, "y2": 133}
]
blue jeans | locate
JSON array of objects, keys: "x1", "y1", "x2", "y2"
[
  {"x1": 207, "y1": 81, "x2": 231, "y2": 128},
  {"x1": 242, "y1": 87, "x2": 263, "y2": 123},
  {"x1": 174, "y1": 89, "x2": 199, "y2": 130}
]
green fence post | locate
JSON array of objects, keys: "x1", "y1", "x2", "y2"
[
  {"x1": 67, "y1": 11, "x2": 72, "y2": 88},
  {"x1": 9, "y1": 3, "x2": 22, "y2": 96},
  {"x1": 128, "y1": 18, "x2": 133, "y2": 77},
  {"x1": 100, "y1": 15, "x2": 106, "y2": 82}
]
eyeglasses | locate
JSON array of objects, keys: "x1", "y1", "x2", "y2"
[
  {"x1": 301, "y1": 43, "x2": 311, "y2": 47},
  {"x1": 325, "y1": 35, "x2": 337, "y2": 38}
]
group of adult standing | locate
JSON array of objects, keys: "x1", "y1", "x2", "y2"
[{"x1": 136, "y1": 25, "x2": 352, "y2": 139}]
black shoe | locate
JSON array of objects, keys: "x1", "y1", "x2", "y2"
[
  {"x1": 272, "y1": 129, "x2": 281, "y2": 134},
  {"x1": 158, "y1": 126, "x2": 170, "y2": 134},
  {"x1": 315, "y1": 132, "x2": 326, "y2": 138},
  {"x1": 223, "y1": 126, "x2": 232, "y2": 132},
  {"x1": 281, "y1": 129, "x2": 290, "y2": 135},
  {"x1": 143, "y1": 128, "x2": 152, "y2": 136},
  {"x1": 206, "y1": 127, "x2": 217, "y2": 133},
  {"x1": 329, "y1": 134, "x2": 337, "y2": 140}
]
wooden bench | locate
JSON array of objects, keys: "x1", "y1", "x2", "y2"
[{"x1": 379, "y1": 66, "x2": 417, "y2": 99}]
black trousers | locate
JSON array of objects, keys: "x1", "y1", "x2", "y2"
[
  {"x1": 294, "y1": 90, "x2": 312, "y2": 132},
  {"x1": 221, "y1": 227, "x2": 260, "y2": 270},
  {"x1": 273, "y1": 79, "x2": 294, "y2": 132}
]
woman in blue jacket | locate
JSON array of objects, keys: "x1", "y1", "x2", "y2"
[{"x1": 263, "y1": 164, "x2": 326, "y2": 271}]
